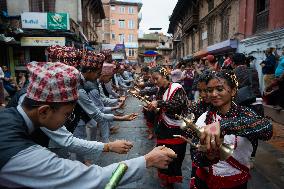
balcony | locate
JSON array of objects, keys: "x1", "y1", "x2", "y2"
[
  {"x1": 255, "y1": 9, "x2": 269, "y2": 33},
  {"x1": 182, "y1": 13, "x2": 199, "y2": 34}
]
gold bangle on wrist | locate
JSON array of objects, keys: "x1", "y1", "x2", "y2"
[{"x1": 104, "y1": 143, "x2": 110, "y2": 152}]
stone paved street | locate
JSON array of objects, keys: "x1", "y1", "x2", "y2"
[{"x1": 95, "y1": 97, "x2": 284, "y2": 189}]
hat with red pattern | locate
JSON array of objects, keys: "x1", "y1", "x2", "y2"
[
  {"x1": 81, "y1": 51, "x2": 105, "y2": 69},
  {"x1": 46, "y1": 45, "x2": 82, "y2": 67},
  {"x1": 101, "y1": 63, "x2": 115, "y2": 76},
  {"x1": 26, "y1": 61, "x2": 80, "y2": 102},
  {"x1": 101, "y1": 49, "x2": 112, "y2": 63}
]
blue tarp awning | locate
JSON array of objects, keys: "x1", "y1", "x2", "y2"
[
  {"x1": 144, "y1": 50, "x2": 158, "y2": 57},
  {"x1": 207, "y1": 39, "x2": 238, "y2": 54}
]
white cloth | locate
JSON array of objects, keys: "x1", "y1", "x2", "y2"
[
  {"x1": 0, "y1": 67, "x2": 4, "y2": 79},
  {"x1": 161, "y1": 83, "x2": 184, "y2": 127},
  {"x1": 195, "y1": 112, "x2": 253, "y2": 176}
]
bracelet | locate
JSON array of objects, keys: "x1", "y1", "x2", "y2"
[{"x1": 104, "y1": 143, "x2": 110, "y2": 152}]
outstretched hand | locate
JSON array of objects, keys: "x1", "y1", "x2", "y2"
[
  {"x1": 144, "y1": 146, "x2": 177, "y2": 169},
  {"x1": 109, "y1": 140, "x2": 133, "y2": 154},
  {"x1": 122, "y1": 113, "x2": 138, "y2": 121}
]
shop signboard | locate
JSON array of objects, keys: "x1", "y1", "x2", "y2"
[
  {"x1": 112, "y1": 52, "x2": 125, "y2": 60},
  {"x1": 21, "y1": 12, "x2": 47, "y2": 29},
  {"x1": 125, "y1": 42, "x2": 138, "y2": 48},
  {"x1": 47, "y1": 13, "x2": 70, "y2": 30},
  {"x1": 21, "y1": 12, "x2": 70, "y2": 30},
  {"x1": 21, "y1": 37, "x2": 66, "y2": 46}
]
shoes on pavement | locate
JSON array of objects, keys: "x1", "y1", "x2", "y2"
[{"x1": 249, "y1": 157, "x2": 255, "y2": 169}]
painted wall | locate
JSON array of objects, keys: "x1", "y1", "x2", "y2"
[
  {"x1": 239, "y1": 0, "x2": 284, "y2": 38},
  {"x1": 56, "y1": 0, "x2": 78, "y2": 22},
  {"x1": 269, "y1": 0, "x2": 284, "y2": 30},
  {"x1": 7, "y1": 0, "x2": 29, "y2": 16}
]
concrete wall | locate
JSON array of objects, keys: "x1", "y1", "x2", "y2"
[
  {"x1": 199, "y1": 0, "x2": 207, "y2": 20},
  {"x1": 109, "y1": 4, "x2": 139, "y2": 45},
  {"x1": 269, "y1": 0, "x2": 284, "y2": 30},
  {"x1": 228, "y1": 0, "x2": 239, "y2": 38},
  {"x1": 7, "y1": 0, "x2": 29, "y2": 16},
  {"x1": 56, "y1": 0, "x2": 78, "y2": 22},
  {"x1": 7, "y1": 0, "x2": 79, "y2": 22},
  {"x1": 108, "y1": 3, "x2": 139, "y2": 61}
]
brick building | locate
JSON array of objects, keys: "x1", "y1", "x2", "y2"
[
  {"x1": 138, "y1": 32, "x2": 173, "y2": 66},
  {"x1": 98, "y1": 0, "x2": 142, "y2": 64}
]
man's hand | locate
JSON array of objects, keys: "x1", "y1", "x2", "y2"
[
  {"x1": 108, "y1": 140, "x2": 134, "y2": 154},
  {"x1": 144, "y1": 146, "x2": 177, "y2": 169},
  {"x1": 119, "y1": 96, "x2": 126, "y2": 102},
  {"x1": 117, "y1": 102, "x2": 124, "y2": 109},
  {"x1": 200, "y1": 121, "x2": 221, "y2": 151},
  {"x1": 264, "y1": 90, "x2": 274, "y2": 96},
  {"x1": 137, "y1": 82, "x2": 145, "y2": 88},
  {"x1": 122, "y1": 113, "x2": 138, "y2": 121},
  {"x1": 129, "y1": 90, "x2": 139, "y2": 96}
]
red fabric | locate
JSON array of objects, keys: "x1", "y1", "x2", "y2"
[
  {"x1": 146, "y1": 121, "x2": 153, "y2": 129},
  {"x1": 196, "y1": 156, "x2": 250, "y2": 189},
  {"x1": 158, "y1": 172, "x2": 183, "y2": 183},
  {"x1": 190, "y1": 177, "x2": 197, "y2": 189},
  {"x1": 26, "y1": 62, "x2": 80, "y2": 102},
  {"x1": 157, "y1": 138, "x2": 186, "y2": 145}
]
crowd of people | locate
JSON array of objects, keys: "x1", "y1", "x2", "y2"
[
  {"x1": 0, "y1": 45, "x2": 275, "y2": 189},
  {"x1": 133, "y1": 52, "x2": 274, "y2": 189},
  {"x1": 0, "y1": 65, "x2": 28, "y2": 107}
]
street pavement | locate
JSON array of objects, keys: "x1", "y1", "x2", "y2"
[{"x1": 95, "y1": 96, "x2": 284, "y2": 189}]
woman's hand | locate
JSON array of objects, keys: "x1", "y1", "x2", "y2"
[
  {"x1": 200, "y1": 121, "x2": 221, "y2": 151},
  {"x1": 147, "y1": 101, "x2": 158, "y2": 111}
]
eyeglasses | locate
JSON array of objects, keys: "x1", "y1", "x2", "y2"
[
  {"x1": 31, "y1": 105, "x2": 76, "y2": 123},
  {"x1": 64, "y1": 110, "x2": 76, "y2": 123}
]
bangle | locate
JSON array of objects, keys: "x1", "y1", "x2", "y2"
[{"x1": 104, "y1": 143, "x2": 110, "y2": 152}]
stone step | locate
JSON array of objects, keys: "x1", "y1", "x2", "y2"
[{"x1": 264, "y1": 104, "x2": 284, "y2": 124}]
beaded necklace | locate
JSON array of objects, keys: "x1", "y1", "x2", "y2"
[{"x1": 205, "y1": 102, "x2": 239, "y2": 125}]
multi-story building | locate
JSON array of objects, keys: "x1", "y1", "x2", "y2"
[
  {"x1": 168, "y1": 0, "x2": 284, "y2": 91},
  {"x1": 168, "y1": 0, "x2": 239, "y2": 60},
  {"x1": 238, "y1": 0, "x2": 284, "y2": 92},
  {"x1": 138, "y1": 32, "x2": 173, "y2": 66},
  {"x1": 98, "y1": 0, "x2": 142, "y2": 64},
  {"x1": 0, "y1": 0, "x2": 105, "y2": 75}
]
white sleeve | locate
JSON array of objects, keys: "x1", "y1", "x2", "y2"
[
  {"x1": 40, "y1": 126, "x2": 104, "y2": 156},
  {"x1": 0, "y1": 145, "x2": 146, "y2": 189}
]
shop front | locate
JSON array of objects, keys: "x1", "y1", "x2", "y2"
[
  {"x1": 207, "y1": 39, "x2": 238, "y2": 56},
  {"x1": 193, "y1": 49, "x2": 208, "y2": 59}
]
